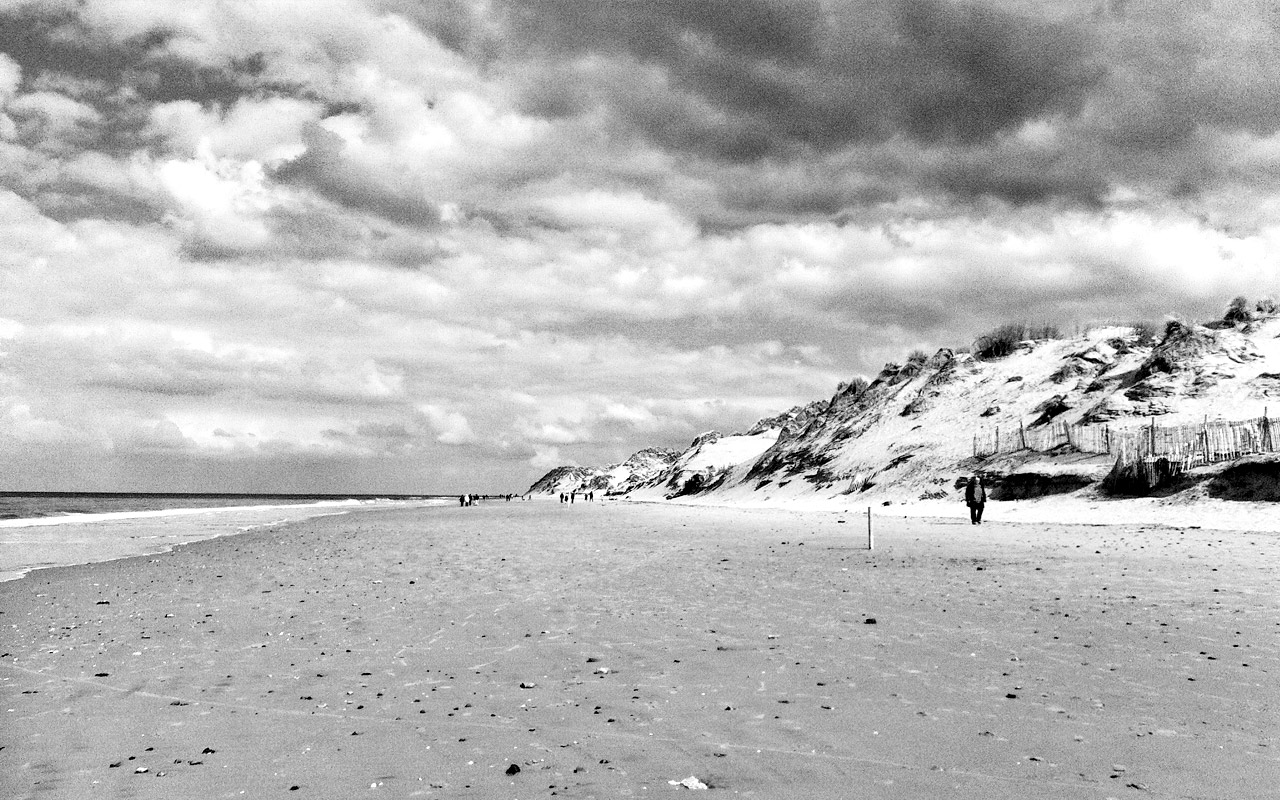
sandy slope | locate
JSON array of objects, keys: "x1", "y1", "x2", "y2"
[
  {"x1": 1, "y1": 501, "x2": 1276, "y2": 799},
  {"x1": 563, "y1": 317, "x2": 1280, "y2": 510}
]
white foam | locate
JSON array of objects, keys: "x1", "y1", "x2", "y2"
[
  {"x1": 0, "y1": 498, "x2": 447, "y2": 582},
  {"x1": 0, "y1": 499, "x2": 367, "y2": 528}
]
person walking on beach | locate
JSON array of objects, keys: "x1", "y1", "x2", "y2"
[{"x1": 965, "y1": 475, "x2": 986, "y2": 525}]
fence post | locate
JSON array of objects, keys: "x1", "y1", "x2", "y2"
[
  {"x1": 1202, "y1": 415, "x2": 1210, "y2": 465},
  {"x1": 1019, "y1": 420, "x2": 1027, "y2": 450},
  {"x1": 1266, "y1": 407, "x2": 1273, "y2": 452}
]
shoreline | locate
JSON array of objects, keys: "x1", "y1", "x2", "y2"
[
  {"x1": 0, "y1": 498, "x2": 447, "y2": 584},
  {"x1": 8, "y1": 489, "x2": 1276, "y2": 587},
  {"x1": 3, "y1": 500, "x2": 1276, "y2": 798}
]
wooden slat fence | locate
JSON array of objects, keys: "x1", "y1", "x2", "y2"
[{"x1": 974, "y1": 414, "x2": 1276, "y2": 468}]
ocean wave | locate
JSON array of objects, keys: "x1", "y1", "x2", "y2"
[{"x1": 0, "y1": 498, "x2": 440, "y2": 528}]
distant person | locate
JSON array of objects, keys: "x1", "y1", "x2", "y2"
[
  {"x1": 459, "y1": 494, "x2": 465, "y2": 507},
  {"x1": 965, "y1": 476, "x2": 986, "y2": 525}
]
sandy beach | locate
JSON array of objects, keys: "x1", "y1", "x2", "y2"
[{"x1": 2, "y1": 500, "x2": 1276, "y2": 799}]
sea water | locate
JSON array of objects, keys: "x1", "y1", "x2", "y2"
[{"x1": 0, "y1": 493, "x2": 448, "y2": 583}]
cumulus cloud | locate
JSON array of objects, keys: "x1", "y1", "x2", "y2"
[
  {"x1": 0, "y1": 51, "x2": 21, "y2": 99},
  {"x1": 418, "y1": 404, "x2": 476, "y2": 445},
  {"x1": 528, "y1": 445, "x2": 567, "y2": 470}
]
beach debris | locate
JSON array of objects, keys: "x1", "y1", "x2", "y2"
[
  {"x1": 505, "y1": 764, "x2": 521, "y2": 776},
  {"x1": 134, "y1": 767, "x2": 149, "y2": 774},
  {"x1": 594, "y1": 667, "x2": 611, "y2": 674},
  {"x1": 520, "y1": 681, "x2": 537, "y2": 689},
  {"x1": 669, "y1": 775, "x2": 709, "y2": 790},
  {"x1": 201, "y1": 747, "x2": 216, "y2": 754},
  {"x1": 864, "y1": 618, "x2": 877, "y2": 625}
]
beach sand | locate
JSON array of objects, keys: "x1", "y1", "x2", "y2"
[{"x1": 2, "y1": 501, "x2": 1276, "y2": 798}]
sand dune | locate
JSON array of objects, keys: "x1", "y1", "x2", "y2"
[{"x1": 2, "y1": 501, "x2": 1276, "y2": 798}]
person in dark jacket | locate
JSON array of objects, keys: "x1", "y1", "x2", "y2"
[{"x1": 964, "y1": 476, "x2": 986, "y2": 525}]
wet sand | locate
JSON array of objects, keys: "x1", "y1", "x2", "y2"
[{"x1": 2, "y1": 501, "x2": 1277, "y2": 798}]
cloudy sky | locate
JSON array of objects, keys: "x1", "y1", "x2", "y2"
[{"x1": 2, "y1": 0, "x2": 1279, "y2": 493}]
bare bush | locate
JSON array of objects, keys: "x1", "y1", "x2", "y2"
[
  {"x1": 973, "y1": 324, "x2": 1025, "y2": 359},
  {"x1": 899, "y1": 349, "x2": 930, "y2": 377},
  {"x1": 1224, "y1": 296, "x2": 1253, "y2": 324},
  {"x1": 973, "y1": 323, "x2": 1063, "y2": 360},
  {"x1": 836, "y1": 376, "x2": 869, "y2": 396},
  {"x1": 1130, "y1": 320, "x2": 1159, "y2": 345}
]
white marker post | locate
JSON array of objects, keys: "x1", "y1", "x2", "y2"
[{"x1": 866, "y1": 506, "x2": 873, "y2": 550}]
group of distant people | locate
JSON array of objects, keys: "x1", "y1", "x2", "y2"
[
  {"x1": 559, "y1": 490, "x2": 594, "y2": 504},
  {"x1": 459, "y1": 493, "x2": 525, "y2": 506}
]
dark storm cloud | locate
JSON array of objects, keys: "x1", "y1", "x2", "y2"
[
  {"x1": 264, "y1": 206, "x2": 447, "y2": 266},
  {"x1": 177, "y1": 201, "x2": 446, "y2": 266},
  {"x1": 273, "y1": 124, "x2": 444, "y2": 229},
  {"x1": 0, "y1": 143, "x2": 167, "y2": 223},
  {"x1": 890, "y1": 0, "x2": 1101, "y2": 143},
  {"x1": 503, "y1": 0, "x2": 1099, "y2": 160},
  {"x1": 0, "y1": 6, "x2": 305, "y2": 162},
  {"x1": 482, "y1": 0, "x2": 1280, "y2": 213},
  {"x1": 34, "y1": 185, "x2": 166, "y2": 224},
  {"x1": 0, "y1": 7, "x2": 279, "y2": 107},
  {"x1": 506, "y1": 0, "x2": 824, "y2": 67},
  {"x1": 920, "y1": 144, "x2": 1111, "y2": 206}
]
